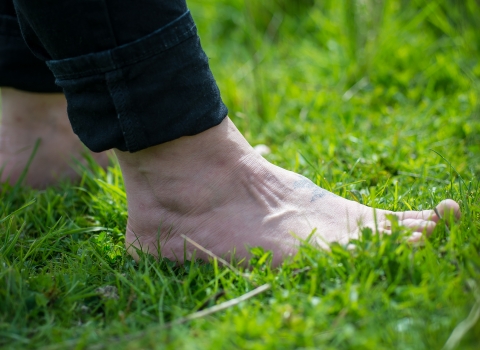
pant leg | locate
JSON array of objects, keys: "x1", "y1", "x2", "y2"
[
  {"x1": 12, "y1": 0, "x2": 228, "y2": 152},
  {"x1": 0, "y1": 0, "x2": 60, "y2": 92}
]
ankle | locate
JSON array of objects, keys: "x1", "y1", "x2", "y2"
[
  {"x1": 1, "y1": 88, "x2": 68, "y2": 128},
  {"x1": 0, "y1": 87, "x2": 109, "y2": 188},
  {"x1": 115, "y1": 118, "x2": 251, "y2": 171},
  {"x1": 114, "y1": 117, "x2": 259, "y2": 208}
]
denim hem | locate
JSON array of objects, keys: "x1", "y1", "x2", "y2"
[
  {"x1": 46, "y1": 10, "x2": 196, "y2": 80},
  {"x1": 48, "y1": 9, "x2": 228, "y2": 153}
]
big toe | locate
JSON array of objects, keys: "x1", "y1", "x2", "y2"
[
  {"x1": 394, "y1": 199, "x2": 461, "y2": 224},
  {"x1": 435, "y1": 199, "x2": 461, "y2": 224}
]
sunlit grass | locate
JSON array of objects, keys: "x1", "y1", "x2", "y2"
[{"x1": 1, "y1": 0, "x2": 479, "y2": 348}]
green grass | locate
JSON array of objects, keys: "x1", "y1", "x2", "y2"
[{"x1": 1, "y1": 0, "x2": 479, "y2": 348}]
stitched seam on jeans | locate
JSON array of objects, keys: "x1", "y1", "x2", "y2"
[
  {"x1": 105, "y1": 69, "x2": 140, "y2": 151},
  {"x1": 47, "y1": 10, "x2": 195, "y2": 80},
  {"x1": 51, "y1": 27, "x2": 195, "y2": 80}
]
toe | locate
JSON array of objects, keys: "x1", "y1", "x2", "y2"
[
  {"x1": 399, "y1": 219, "x2": 436, "y2": 235},
  {"x1": 396, "y1": 209, "x2": 437, "y2": 222},
  {"x1": 434, "y1": 199, "x2": 461, "y2": 224},
  {"x1": 394, "y1": 199, "x2": 461, "y2": 224},
  {"x1": 408, "y1": 231, "x2": 423, "y2": 243}
]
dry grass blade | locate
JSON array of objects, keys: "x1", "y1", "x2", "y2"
[
  {"x1": 442, "y1": 299, "x2": 480, "y2": 350},
  {"x1": 42, "y1": 284, "x2": 271, "y2": 350},
  {"x1": 86, "y1": 284, "x2": 271, "y2": 350},
  {"x1": 180, "y1": 234, "x2": 247, "y2": 277},
  {"x1": 166, "y1": 283, "x2": 271, "y2": 326}
]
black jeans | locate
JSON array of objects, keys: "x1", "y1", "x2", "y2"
[{"x1": 0, "y1": 0, "x2": 228, "y2": 152}]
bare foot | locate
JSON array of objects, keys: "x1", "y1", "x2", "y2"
[
  {"x1": 0, "y1": 87, "x2": 109, "y2": 188},
  {"x1": 117, "y1": 117, "x2": 461, "y2": 266}
]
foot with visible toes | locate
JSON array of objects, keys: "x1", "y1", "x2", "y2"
[{"x1": 117, "y1": 117, "x2": 461, "y2": 266}]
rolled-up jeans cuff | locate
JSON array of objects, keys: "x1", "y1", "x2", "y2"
[
  {"x1": 46, "y1": 10, "x2": 228, "y2": 152},
  {"x1": 0, "y1": 14, "x2": 61, "y2": 92}
]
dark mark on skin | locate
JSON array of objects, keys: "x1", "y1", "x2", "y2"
[{"x1": 293, "y1": 176, "x2": 338, "y2": 202}]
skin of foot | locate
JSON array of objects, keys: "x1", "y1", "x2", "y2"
[
  {"x1": 117, "y1": 117, "x2": 461, "y2": 266},
  {"x1": 0, "y1": 87, "x2": 109, "y2": 189}
]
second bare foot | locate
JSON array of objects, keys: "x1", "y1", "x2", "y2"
[{"x1": 0, "y1": 87, "x2": 109, "y2": 188}]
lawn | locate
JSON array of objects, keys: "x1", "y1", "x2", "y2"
[{"x1": 1, "y1": 0, "x2": 479, "y2": 349}]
